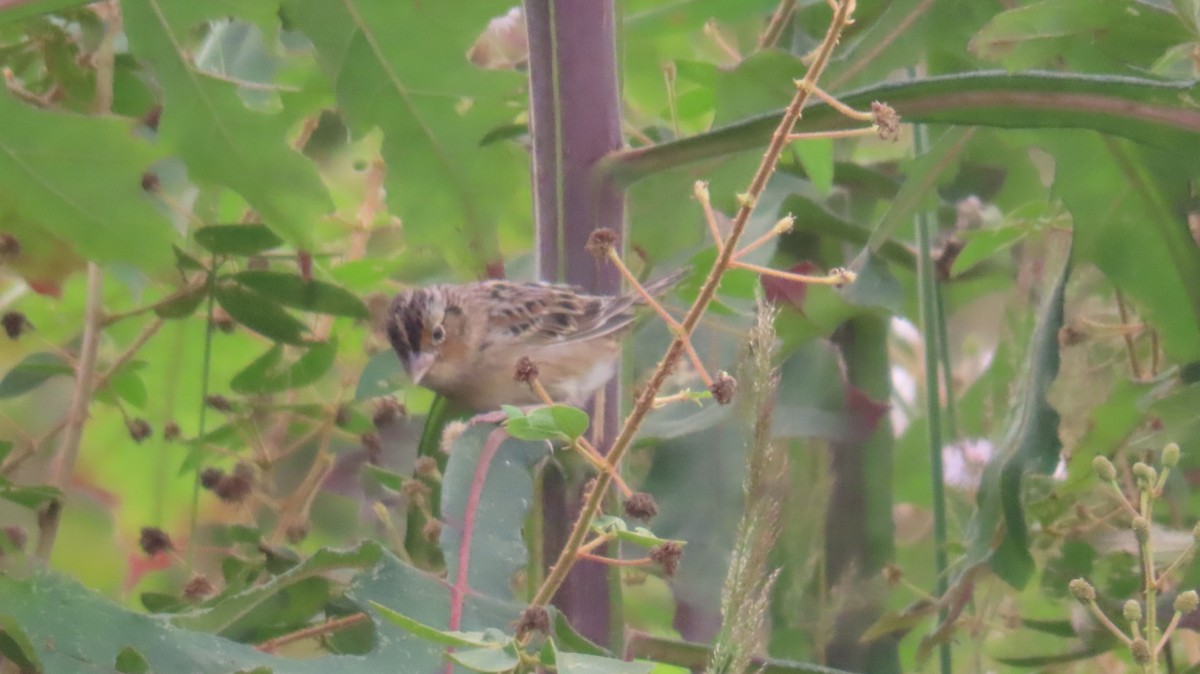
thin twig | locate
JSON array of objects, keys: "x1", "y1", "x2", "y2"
[
  {"x1": 35, "y1": 263, "x2": 104, "y2": 560},
  {"x1": 757, "y1": 0, "x2": 797, "y2": 50},
  {"x1": 528, "y1": 0, "x2": 858, "y2": 611},
  {"x1": 1114, "y1": 288, "x2": 1144, "y2": 380},
  {"x1": 527, "y1": 376, "x2": 635, "y2": 496},
  {"x1": 257, "y1": 612, "x2": 369, "y2": 653}
]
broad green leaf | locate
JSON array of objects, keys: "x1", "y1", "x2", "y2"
[
  {"x1": 115, "y1": 646, "x2": 151, "y2": 674},
  {"x1": 449, "y1": 646, "x2": 520, "y2": 673},
  {"x1": 370, "y1": 602, "x2": 492, "y2": 648},
  {"x1": 0, "y1": 352, "x2": 73, "y2": 398},
  {"x1": 232, "y1": 271, "x2": 369, "y2": 319},
  {"x1": 107, "y1": 365, "x2": 149, "y2": 410},
  {"x1": 608, "y1": 72, "x2": 1200, "y2": 186},
  {"x1": 194, "y1": 225, "x2": 283, "y2": 257},
  {"x1": 123, "y1": 2, "x2": 331, "y2": 249},
  {"x1": 214, "y1": 283, "x2": 309, "y2": 345},
  {"x1": 355, "y1": 349, "x2": 406, "y2": 400},
  {"x1": 963, "y1": 244, "x2": 1071, "y2": 589},
  {"x1": 0, "y1": 91, "x2": 173, "y2": 270},
  {"x1": 284, "y1": 0, "x2": 529, "y2": 273},
  {"x1": 503, "y1": 405, "x2": 589, "y2": 442},
  {"x1": 230, "y1": 344, "x2": 284, "y2": 394},
  {"x1": 0, "y1": 613, "x2": 41, "y2": 672},
  {"x1": 440, "y1": 424, "x2": 549, "y2": 600}
]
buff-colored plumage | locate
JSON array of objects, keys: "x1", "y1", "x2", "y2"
[{"x1": 386, "y1": 273, "x2": 682, "y2": 411}]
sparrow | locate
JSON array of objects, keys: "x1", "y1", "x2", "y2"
[{"x1": 385, "y1": 271, "x2": 684, "y2": 411}]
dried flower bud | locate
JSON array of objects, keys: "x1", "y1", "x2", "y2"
[
  {"x1": 871, "y1": 101, "x2": 901, "y2": 141},
  {"x1": 126, "y1": 418, "x2": 152, "y2": 443},
  {"x1": 514, "y1": 605, "x2": 551, "y2": 638},
  {"x1": 183, "y1": 574, "x2": 214, "y2": 600},
  {"x1": 650, "y1": 541, "x2": 683, "y2": 577},
  {"x1": 1123, "y1": 599, "x2": 1142, "y2": 623},
  {"x1": 1132, "y1": 516, "x2": 1151, "y2": 544},
  {"x1": 2, "y1": 312, "x2": 30, "y2": 339},
  {"x1": 214, "y1": 463, "x2": 254, "y2": 503},
  {"x1": 1092, "y1": 456, "x2": 1117, "y2": 482},
  {"x1": 1131, "y1": 637, "x2": 1151, "y2": 664},
  {"x1": 361, "y1": 432, "x2": 383, "y2": 464},
  {"x1": 285, "y1": 523, "x2": 309, "y2": 544},
  {"x1": 1163, "y1": 442, "x2": 1181, "y2": 468},
  {"x1": 585, "y1": 228, "x2": 618, "y2": 261},
  {"x1": 401, "y1": 480, "x2": 431, "y2": 502},
  {"x1": 415, "y1": 456, "x2": 441, "y2": 480},
  {"x1": 514, "y1": 356, "x2": 539, "y2": 384},
  {"x1": 163, "y1": 421, "x2": 181, "y2": 441},
  {"x1": 1068, "y1": 578, "x2": 1096, "y2": 602},
  {"x1": 1175, "y1": 590, "x2": 1199, "y2": 614},
  {"x1": 422, "y1": 518, "x2": 443, "y2": 542},
  {"x1": 624, "y1": 492, "x2": 659, "y2": 521},
  {"x1": 139, "y1": 527, "x2": 174, "y2": 556},
  {"x1": 140, "y1": 171, "x2": 160, "y2": 192},
  {"x1": 205, "y1": 395, "x2": 232, "y2": 412},
  {"x1": 710, "y1": 371, "x2": 737, "y2": 405},
  {"x1": 199, "y1": 467, "x2": 224, "y2": 490},
  {"x1": 882, "y1": 564, "x2": 903, "y2": 586},
  {"x1": 373, "y1": 396, "x2": 405, "y2": 428},
  {"x1": 1058, "y1": 325, "x2": 1087, "y2": 346},
  {"x1": 0, "y1": 233, "x2": 21, "y2": 259}
]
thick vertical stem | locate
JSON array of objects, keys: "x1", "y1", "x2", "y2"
[{"x1": 524, "y1": 0, "x2": 623, "y2": 644}]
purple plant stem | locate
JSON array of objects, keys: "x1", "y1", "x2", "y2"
[{"x1": 524, "y1": 0, "x2": 623, "y2": 644}]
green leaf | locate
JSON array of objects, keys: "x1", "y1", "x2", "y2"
[
  {"x1": 230, "y1": 345, "x2": 284, "y2": 394},
  {"x1": 283, "y1": 0, "x2": 528, "y2": 272},
  {"x1": 363, "y1": 464, "x2": 407, "y2": 492},
  {"x1": 172, "y1": 245, "x2": 205, "y2": 271},
  {"x1": 556, "y1": 650, "x2": 654, "y2": 674},
  {"x1": 440, "y1": 425, "x2": 549, "y2": 600},
  {"x1": 502, "y1": 405, "x2": 589, "y2": 443},
  {"x1": 355, "y1": 349, "x2": 406, "y2": 401},
  {"x1": 116, "y1": 645, "x2": 151, "y2": 674},
  {"x1": 194, "y1": 225, "x2": 283, "y2": 257},
  {"x1": 950, "y1": 225, "x2": 1027, "y2": 276},
  {"x1": 108, "y1": 366, "x2": 149, "y2": 410},
  {"x1": 0, "y1": 441, "x2": 11, "y2": 465},
  {"x1": 963, "y1": 244, "x2": 1072, "y2": 589},
  {"x1": 592, "y1": 516, "x2": 683, "y2": 550},
  {"x1": 0, "y1": 352, "x2": 73, "y2": 398},
  {"x1": 123, "y1": 4, "x2": 331, "y2": 249},
  {"x1": 154, "y1": 283, "x2": 208, "y2": 319},
  {"x1": 0, "y1": 483, "x2": 61, "y2": 509},
  {"x1": 0, "y1": 91, "x2": 174, "y2": 270},
  {"x1": 231, "y1": 340, "x2": 338, "y2": 394},
  {"x1": 215, "y1": 283, "x2": 309, "y2": 345},
  {"x1": 449, "y1": 646, "x2": 520, "y2": 673},
  {"x1": 0, "y1": 613, "x2": 41, "y2": 672},
  {"x1": 369, "y1": 603, "x2": 492, "y2": 648},
  {"x1": 232, "y1": 271, "x2": 369, "y2": 319}
]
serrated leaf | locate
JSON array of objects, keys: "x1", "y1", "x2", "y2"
[
  {"x1": 195, "y1": 225, "x2": 283, "y2": 257},
  {"x1": 233, "y1": 271, "x2": 369, "y2": 319},
  {"x1": 123, "y1": 4, "x2": 331, "y2": 249},
  {"x1": 0, "y1": 91, "x2": 173, "y2": 271},
  {"x1": 215, "y1": 283, "x2": 308, "y2": 345},
  {"x1": 0, "y1": 352, "x2": 73, "y2": 398}
]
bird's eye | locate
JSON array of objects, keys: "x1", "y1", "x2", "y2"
[{"x1": 431, "y1": 325, "x2": 446, "y2": 344}]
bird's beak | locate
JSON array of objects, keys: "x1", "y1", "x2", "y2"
[{"x1": 405, "y1": 352, "x2": 436, "y2": 385}]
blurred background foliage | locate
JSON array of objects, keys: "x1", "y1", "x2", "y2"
[{"x1": 0, "y1": 0, "x2": 1199, "y2": 672}]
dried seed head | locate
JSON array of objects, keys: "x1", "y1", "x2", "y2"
[
  {"x1": 0, "y1": 233, "x2": 21, "y2": 259},
  {"x1": 1131, "y1": 637, "x2": 1151, "y2": 664},
  {"x1": 440, "y1": 421, "x2": 468, "y2": 455},
  {"x1": 199, "y1": 467, "x2": 224, "y2": 490},
  {"x1": 285, "y1": 523, "x2": 309, "y2": 544},
  {"x1": 2, "y1": 312, "x2": 30, "y2": 339},
  {"x1": 373, "y1": 396, "x2": 405, "y2": 428},
  {"x1": 514, "y1": 356, "x2": 539, "y2": 384},
  {"x1": 1058, "y1": 325, "x2": 1087, "y2": 347},
  {"x1": 214, "y1": 463, "x2": 254, "y2": 503},
  {"x1": 871, "y1": 101, "x2": 901, "y2": 141},
  {"x1": 361, "y1": 432, "x2": 383, "y2": 463},
  {"x1": 205, "y1": 395, "x2": 232, "y2": 413},
  {"x1": 1092, "y1": 456, "x2": 1117, "y2": 482},
  {"x1": 415, "y1": 456, "x2": 441, "y2": 480},
  {"x1": 624, "y1": 492, "x2": 659, "y2": 521},
  {"x1": 882, "y1": 564, "x2": 903, "y2": 586},
  {"x1": 163, "y1": 421, "x2": 181, "y2": 441},
  {"x1": 514, "y1": 605, "x2": 551, "y2": 638},
  {"x1": 401, "y1": 480, "x2": 431, "y2": 502},
  {"x1": 422, "y1": 518, "x2": 443, "y2": 542},
  {"x1": 1068, "y1": 578, "x2": 1096, "y2": 602},
  {"x1": 650, "y1": 541, "x2": 683, "y2": 577},
  {"x1": 140, "y1": 171, "x2": 160, "y2": 192},
  {"x1": 139, "y1": 527, "x2": 174, "y2": 556},
  {"x1": 183, "y1": 574, "x2": 214, "y2": 600},
  {"x1": 127, "y1": 418, "x2": 152, "y2": 443},
  {"x1": 1175, "y1": 590, "x2": 1200, "y2": 615},
  {"x1": 585, "y1": 228, "x2": 619, "y2": 261},
  {"x1": 710, "y1": 371, "x2": 737, "y2": 405}
]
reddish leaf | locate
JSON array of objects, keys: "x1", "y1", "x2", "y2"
[{"x1": 760, "y1": 261, "x2": 818, "y2": 310}]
